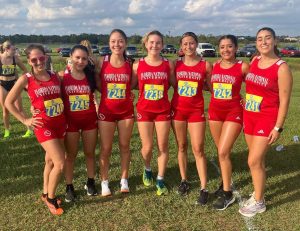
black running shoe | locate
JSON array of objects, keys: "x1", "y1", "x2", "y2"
[
  {"x1": 213, "y1": 191, "x2": 235, "y2": 210},
  {"x1": 196, "y1": 189, "x2": 209, "y2": 205},
  {"x1": 65, "y1": 184, "x2": 76, "y2": 202},
  {"x1": 214, "y1": 183, "x2": 223, "y2": 197},
  {"x1": 177, "y1": 180, "x2": 190, "y2": 196},
  {"x1": 84, "y1": 179, "x2": 98, "y2": 196}
]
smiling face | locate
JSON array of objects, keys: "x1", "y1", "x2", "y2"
[
  {"x1": 71, "y1": 48, "x2": 88, "y2": 71},
  {"x1": 181, "y1": 35, "x2": 197, "y2": 56},
  {"x1": 109, "y1": 31, "x2": 126, "y2": 56},
  {"x1": 28, "y1": 48, "x2": 47, "y2": 73},
  {"x1": 256, "y1": 29, "x2": 276, "y2": 56},
  {"x1": 219, "y1": 38, "x2": 237, "y2": 61},
  {"x1": 145, "y1": 34, "x2": 163, "y2": 55}
]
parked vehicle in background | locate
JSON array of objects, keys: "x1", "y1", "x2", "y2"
[
  {"x1": 280, "y1": 46, "x2": 300, "y2": 57},
  {"x1": 236, "y1": 44, "x2": 256, "y2": 57},
  {"x1": 126, "y1": 46, "x2": 138, "y2": 58},
  {"x1": 59, "y1": 47, "x2": 71, "y2": 57},
  {"x1": 56, "y1": 47, "x2": 63, "y2": 53},
  {"x1": 161, "y1": 44, "x2": 177, "y2": 54},
  {"x1": 99, "y1": 46, "x2": 111, "y2": 56},
  {"x1": 196, "y1": 43, "x2": 216, "y2": 57},
  {"x1": 91, "y1": 45, "x2": 99, "y2": 54}
]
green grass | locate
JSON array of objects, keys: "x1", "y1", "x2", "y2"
[{"x1": 0, "y1": 57, "x2": 299, "y2": 231}]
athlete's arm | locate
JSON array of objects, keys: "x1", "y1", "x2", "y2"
[
  {"x1": 169, "y1": 60, "x2": 176, "y2": 88},
  {"x1": 203, "y1": 61, "x2": 212, "y2": 92},
  {"x1": 4, "y1": 75, "x2": 43, "y2": 128},
  {"x1": 131, "y1": 60, "x2": 139, "y2": 90},
  {"x1": 15, "y1": 55, "x2": 28, "y2": 73},
  {"x1": 241, "y1": 62, "x2": 249, "y2": 79},
  {"x1": 268, "y1": 63, "x2": 293, "y2": 144}
]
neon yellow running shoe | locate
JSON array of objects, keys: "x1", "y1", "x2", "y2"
[
  {"x1": 3, "y1": 129, "x2": 10, "y2": 138},
  {"x1": 156, "y1": 180, "x2": 168, "y2": 196},
  {"x1": 22, "y1": 129, "x2": 33, "y2": 138},
  {"x1": 142, "y1": 169, "x2": 154, "y2": 187}
]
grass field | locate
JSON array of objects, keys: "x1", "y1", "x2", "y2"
[{"x1": 0, "y1": 55, "x2": 299, "y2": 231}]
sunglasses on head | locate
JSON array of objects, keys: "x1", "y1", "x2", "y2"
[{"x1": 30, "y1": 56, "x2": 46, "y2": 63}]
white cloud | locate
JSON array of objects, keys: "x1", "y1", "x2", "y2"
[
  {"x1": 27, "y1": 0, "x2": 80, "y2": 20},
  {"x1": 183, "y1": 0, "x2": 223, "y2": 14},
  {"x1": 0, "y1": 0, "x2": 299, "y2": 36},
  {"x1": 128, "y1": 0, "x2": 157, "y2": 14},
  {"x1": 97, "y1": 18, "x2": 114, "y2": 27},
  {"x1": 124, "y1": 17, "x2": 135, "y2": 26},
  {"x1": 0, "y1": 5, "x2": 21, "y2": 18}
]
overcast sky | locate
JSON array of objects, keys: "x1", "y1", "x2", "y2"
[{"x1": 0, "y1": 0, "x2": 299, "y2": 36}]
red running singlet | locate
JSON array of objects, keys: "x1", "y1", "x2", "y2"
[
  {"x1": 61, "y1": 69, "x2": 96, "y2": 117},
  {"x1": 26, "y1": 71, "x2": 66, "y2": 142},
  {"x1": 136, "y1": 57, "x2": 171, "y2": 113},
  {"x1": 171, "y1": 58, "x2": 207, "y2": 112},
  {"x1": 99, "y1": 55, "x2": 133, "y2": 115},
  {"x1": 26, "y1": 72, "x2": 65, "y2": 123},
  {"x1": 209, "y1": 60, "x2": 243, "y2": 110},
  {"x1": 244, "y1": 56, "x2": 285, "y2": 119}
]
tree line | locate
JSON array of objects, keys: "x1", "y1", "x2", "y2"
[{"x1": 0, "y1": 33, "x2": 262, "y2": 46}]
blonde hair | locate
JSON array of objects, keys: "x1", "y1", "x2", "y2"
[
  {"x1": 80, "y1": 40, "x2": 92, "y2": 56},
  {"x1": 0, "y1": 40, "x2": 13, "y2": 53},
  {"x1": 141, "y1": 30, "x2": 164, "y2": 50}
]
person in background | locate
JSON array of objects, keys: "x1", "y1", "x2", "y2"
[
  {"x1": 131, "y1": 30, "x2": 174, "y2": 196},
  {"x1": 208, "y1": 35, "x2": 249, "y2": 210},
  {"x1": 5, "y1": 44, "x2": 66, "y2": 215},
  {"x1": 171, "y1": 32, "x2": 211, "y2": 205},
  {"x1": 239, "y1": 27, "x2": 293, "y2": 217},
  {"x1": 97, "y1": 29, "x2": 134, "y2": 196},
  {"x1": 59, "y1": 45, "x2": 98, "y2": 202},
  {"x1": 0, "y1": 40, "x2": 32, "y2": 138}
]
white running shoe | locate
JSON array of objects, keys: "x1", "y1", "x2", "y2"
[
  {"x1": 101, "y1": 180, "x2": 112, "y2": 197},
  {"x1": 239, "y1": 193, "x2": 266, "y2": 217},
  {"x1": 120, "y1": 179, "x2": 129, "y2": 193}
]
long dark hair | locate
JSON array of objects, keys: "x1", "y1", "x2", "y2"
[
  {"x1": 109, "y1": 29, "x2": 133, "y2": 62},
  {"x1": 70, "y1": 44, "x2": 96, "y2": 92},
  {"x1": 256, "y1": 27, "x2": 280, "y2": 56}
]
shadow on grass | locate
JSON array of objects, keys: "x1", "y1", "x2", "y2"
[
  {"x1": 0, "y1": 136, "x2": 45, "y2": 196},
  {"x1": 227, "y1": 143, "x2": 300, "y2": 209},
  {"x1": 1, "y1": 132, "x2": 299, "y2": 213}
]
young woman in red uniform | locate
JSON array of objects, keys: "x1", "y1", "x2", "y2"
[
  {"x1": 132, "y1": 30, "x2": 174, "y2": 196},
  {"x1": 208, "y1": 35, "x2": 249, "y2": 210},
  {"x1": 5, "y1": 44, "x2": 66, "y2": 215},
  {"x1": 0, "y1": 40, "x2": 32, "y2": 138},
  {"x1": 98, "y1": 29, "x2": 134, "y2": 196},
  {"x1": 239, "y1": 27, "x2": 293, "y2": 217},
  {"x1": 59, "y1": 45, "x2": 98, "y2": 202},
  {"x1": 171, "y1": 32, "x2": 211, "y2": 204}
]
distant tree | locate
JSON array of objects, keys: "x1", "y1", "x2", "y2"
[{"x1": 128, "y1": 34, "x2": 143, "y2": 45}]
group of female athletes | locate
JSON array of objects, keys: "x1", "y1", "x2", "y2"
[{"x1": 3, "y1": 27, "x2": 293, "y2": 218}]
